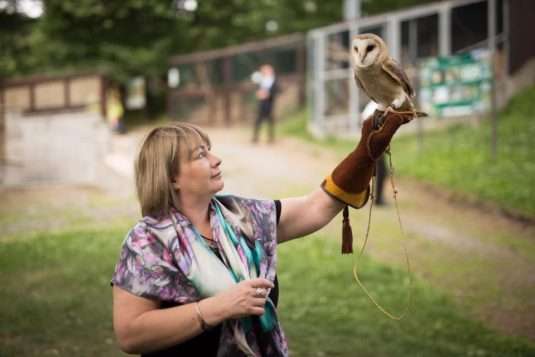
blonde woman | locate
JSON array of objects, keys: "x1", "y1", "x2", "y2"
[{"x1": 111, "y1": 111, "x2": 412, "y2": 356}]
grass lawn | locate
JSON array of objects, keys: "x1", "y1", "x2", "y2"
[
  {"x1": 0, "y1": 227, "x2": 130, "y2": 356},
  {"x1": 392, "y1": 85, "x2": 535, "y2": 219},
  {"x1": 278, "y1": 235, "x2": 535, "y2": 357},
  {"x1": 1, "y1": 225, "x2": 534, "y2": 356},
  {"x1": 280, "y1": 85, "x2": 535, "y2": 220}
]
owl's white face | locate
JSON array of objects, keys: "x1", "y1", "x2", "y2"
[{"x1": 351, "y1": 37, "x2": 381, "y2": 69}]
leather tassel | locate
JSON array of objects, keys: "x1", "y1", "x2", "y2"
[{"x1": 342, "y1": 205, "x2": 353, "y2": 254}]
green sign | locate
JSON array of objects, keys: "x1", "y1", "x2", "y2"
[{"x1": 419, "y1": 51, "x2": 492, "y2": 117}]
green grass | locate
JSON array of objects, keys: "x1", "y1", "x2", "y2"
[
  {"x1": 0, "y1": 226, "x2": 130, "y2": 356},
  {"x1": 278, "y1": 235, "x2": 535, "y2": 357},
  {"x1": 280, "y1": 86, "x2": 535, "y2": 219},
  {"x1": 392, "y1": 85, "x2": 535, "y2": 218},
  {"x1": 1, "y1": 225, "x2": 534, "y2": 356}
]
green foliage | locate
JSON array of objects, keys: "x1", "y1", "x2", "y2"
[
  {"x1": 28, "y1": 0, "x2": 186, "y2": 82},
  {"x1": 2, "y1": 0, "x2": 443, "y2": 81},
  {"x1": 278, "y1": 108, "x2": 340, "y2": 145},
  {"x1": 1, "y1": 0, "x2": 347, "y2": 81},
  {"x1": 0, "y1": 11, "x2": 35, "y2": 76},
  {"x1": 363, "y1": 0, "x2": 438, "y2": 15},
  {"x1": 278, "y1": 109, "x2": 312, "y2": 139}
]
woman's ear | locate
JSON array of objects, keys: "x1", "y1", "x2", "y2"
[{"x1": 172, "y1": 180, "x2": 180, "y2": 190}]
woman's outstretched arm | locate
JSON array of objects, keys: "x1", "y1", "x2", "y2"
[
  {"x1": 277, "y1": 111, "x2": 414, "y2": 244},
  {"x1": 277, "y1": 188, "x2": 344, "y2": 243}
]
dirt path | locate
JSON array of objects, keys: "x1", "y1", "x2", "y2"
[{"x1": 2, "y1": 125, "x2": 535, "y2": 341}]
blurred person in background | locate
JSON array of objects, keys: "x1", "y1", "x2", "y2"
[
  {"x1": 107, "y1": 87, "x2": 126, "y2": 134},
  {"x1": 111, "y1": 110, "x2": 412, "y2": 356},
  {"x1": 251, "y1": 64, "x2": 278, "y2": 144}
]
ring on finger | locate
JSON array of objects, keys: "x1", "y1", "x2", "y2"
[{"x1": 255, "y1": 287, "x2": 267, "y2": 297}]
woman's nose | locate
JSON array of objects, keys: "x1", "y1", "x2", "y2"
[{"x1": 210, "y1": 153, "x2": 222, "y2": 167}]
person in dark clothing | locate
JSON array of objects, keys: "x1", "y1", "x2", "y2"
[
  {"x1": 374, "y1": 154, "x2": 387, "y2": 205},
  {"x1": 252, "y1": 64, "x2": 278, "y2": 143}
]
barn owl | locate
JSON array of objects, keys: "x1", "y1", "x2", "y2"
[{"x1": 351, "y1": 33, "x2": 426, "y2": 126}]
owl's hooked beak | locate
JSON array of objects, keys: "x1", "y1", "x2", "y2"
[
  {"x1": 354, "y1": 47, "x2": 360, "y2": 60},
  {"x1": 352, "y1": 45, "x2": 363, "y2": 68}
]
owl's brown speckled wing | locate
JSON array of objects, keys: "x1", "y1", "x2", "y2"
[
  {"x1": 354, "y1": 73, "x2": 380, "y2": 104},
  {"x1": 381, "y1": 58, "x2": 414, "y2": 98}
]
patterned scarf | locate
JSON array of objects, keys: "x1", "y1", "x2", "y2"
[
  {"x1": 173, "y1": 196, "x2": 286, "y2": 355},
  {"x1": 113, "y1": 195, "x2": 288, "y2": 356}
]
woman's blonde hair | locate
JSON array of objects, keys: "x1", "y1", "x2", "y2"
[{"x1": 135, "y1": 122, "x2": 211, "y2": 218}]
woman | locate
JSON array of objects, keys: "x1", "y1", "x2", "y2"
[{"x1": 111, "y1": 110, "x2": 412, "y2": 356}]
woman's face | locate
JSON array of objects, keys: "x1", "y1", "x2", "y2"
[{"x1": 174, "y1": 142, "x2": 224, "y2": 199}]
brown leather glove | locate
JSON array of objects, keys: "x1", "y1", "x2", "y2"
[{"x1": 321, "y1": 110, "x2": 414, "y2": 253}]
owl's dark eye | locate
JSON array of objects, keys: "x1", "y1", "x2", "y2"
[
  {"x1": 353, "y1": 46, "x2": 359, "y2": 53},
  {"x1": 366, "y1": 44, "x2": 375, "y2": 52}
]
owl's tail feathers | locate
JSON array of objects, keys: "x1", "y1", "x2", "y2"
[
  {"x1": 389, "y1": 109, "x2": 428, "y2": 118},
  {"x1": 414, "y1": 111, "x2": 428, "y2": 118}
]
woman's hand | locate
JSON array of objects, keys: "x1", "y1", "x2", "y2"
[{"x1": 215, "y1": 278, "x2": 274, "y2": 320}]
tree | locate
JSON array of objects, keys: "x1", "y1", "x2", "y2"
[
  {"x1": 0, "y1": 1, "x2": 37, "y2": 76},
  {"x1": 30, "y1": 1, "x2": 190, "y2": 82},
  {"x1": 363, "y1": 0, "x2": 440, "y2": 15}
]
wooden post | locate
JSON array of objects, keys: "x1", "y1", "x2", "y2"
[
  {"x1": 439, "y1": 3, "x2": 451, "y2": 57},
  {"x1": 489, "y1": 0, "x2": 498, "y2": 161},
  {"x1": 296, "y1": 43, "x2": 306, "y2": 107},
  {"x1": 222, "y1": 56, "x2": 232, "y2": 126},
  {"x1": 29, "y1": 82, "x2": 35, "y2": 112},
  {"x1": 409, "y1": 19, "x2": 424, "y2": 154},
  {"x1": 0, "y1": 79, "x2": 5, "y2": 163},
  {"x1": 64, "y1": 77, "x2": 71, "y2": 109},
  {"x1": 100, "y1": 76, "x2": 108, "y2": 120},
  {"x1": 387, "y1": 17, "x2": 401, "y2": 61}
]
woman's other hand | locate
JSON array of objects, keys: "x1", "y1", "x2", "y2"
[{"x1": 215, "y1": 278, "x2": 274, "y2": 319}]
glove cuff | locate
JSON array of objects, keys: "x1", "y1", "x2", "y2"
[{"x1": 321, "y1": 174, "x2": 370, "y2": 209}]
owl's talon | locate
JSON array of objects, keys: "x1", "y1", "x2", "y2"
[{"x1": 374, "y1": 107, "x2": 392, "y2": 129}]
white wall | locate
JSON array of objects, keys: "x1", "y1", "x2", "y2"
[{"x1": 2, "y1": 111, "x2": 110, "y2": 186}]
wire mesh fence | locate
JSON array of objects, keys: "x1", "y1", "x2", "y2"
[{"x1": 307, "y1": 0, "x2": 508, "y2": 140}]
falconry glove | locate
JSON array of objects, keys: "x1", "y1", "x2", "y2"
[{"x1": 321, "y1": 109, "x2": 414, "y2": 253}]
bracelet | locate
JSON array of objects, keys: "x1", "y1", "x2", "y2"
[{"x1": 194, "y1": 301, "x2": 211, "y2": 331}]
